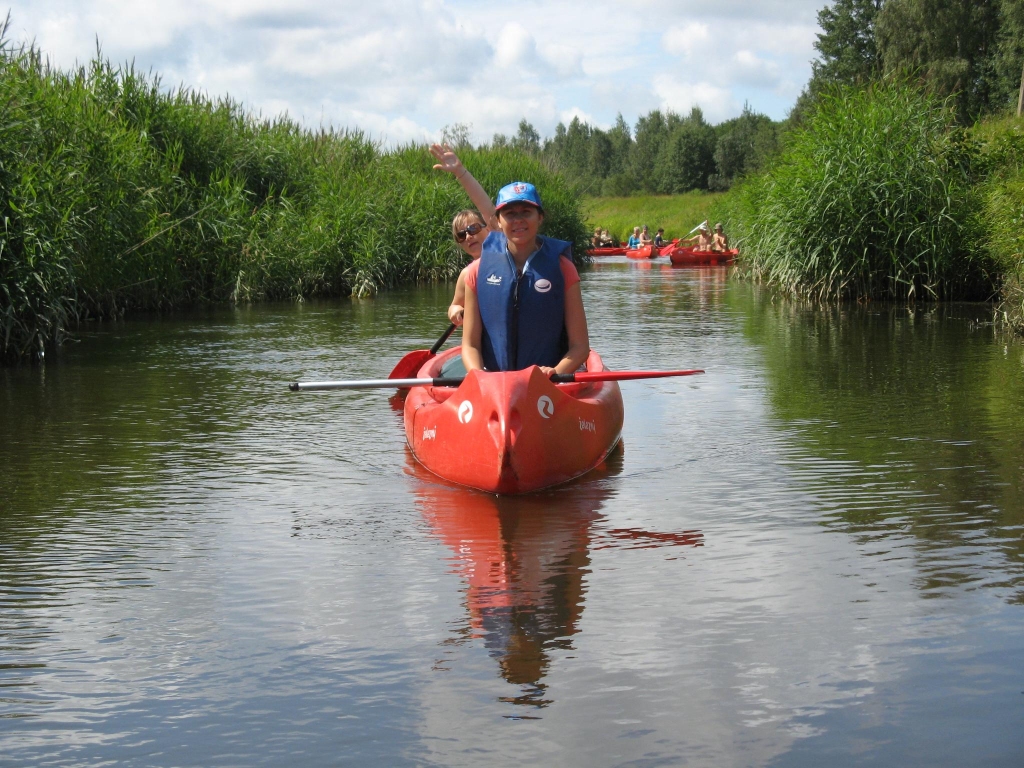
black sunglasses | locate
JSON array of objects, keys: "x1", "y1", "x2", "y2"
[{"x1": 455, "y1": 223, "x2": 484, "y2": 242}]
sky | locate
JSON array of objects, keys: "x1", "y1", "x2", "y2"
[{"x1": 4, "y1": 0, "x2": 826, "y2": 145}]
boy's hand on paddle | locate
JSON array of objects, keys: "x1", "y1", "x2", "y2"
[
  {"x1": 447, "y1": 304, "x2": 464, "y2": 326},
  {"x1": 430, "y1": 143, "x2": 464, "y2": 176}
]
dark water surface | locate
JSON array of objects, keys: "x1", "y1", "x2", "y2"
[{"x1": 2, "y1": 261, "x2": 1024, "y2": 766}]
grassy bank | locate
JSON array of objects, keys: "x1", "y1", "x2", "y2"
[
  {"x1": 583, "y1": 192, "x2": 726, "y2": 243},
  {"x1": 0, "y1": 32, "x2": 588, "y2": 362}
]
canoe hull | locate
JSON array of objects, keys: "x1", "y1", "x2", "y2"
[
  {"x1": 626, "y1": 245, "x2": 655, "y2": 259},
  {"x1": 587, "y1": 246, "x2": 626, "y2": 256},
  {"x1": 669, "y1": 247, "x2": 738, "y2": 266},
  {"x1": 404, "y1": 349, "x2": 624, "y2": 494}
]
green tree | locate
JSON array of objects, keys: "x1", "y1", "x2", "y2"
[
  {"x1": 630, "y1": 110, "x2": 669, "y2": 192},
  {"x1": 511, "y1": 119, "x2": 541, "y2": 155},
  {"x1": 655, "y1": 107, "x2": 716, "y2": 193},
  {"x1": 607, "y1": 113, "x2": 632, "y2": 176},
  {"x1": 991, "y1": 0, "x2": 1024, "y2": 110},
  {"x1": 710, "y1": 105, "x2": 780, "y2": 190},
  {"x1": 587, "y1": 129, "x2": 613, "y2": 181},
  {"x1": 876, "y1": 0, "x2": 1000, "y2": 120},
  {"x1": 811, "y1": 0, "x2": 884, "y2": 87}
]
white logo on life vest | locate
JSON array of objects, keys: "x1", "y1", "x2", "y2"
[
  {"x1": 534, "y1": 278, "x2": 552, "y2": 293},
  {"x1": 579, "y1": 418, "x2": 596, "y2": 433},
  {"x1": 537, "y1": 395, "x2": 554, "y2": 419},
  {"x1": 422, "y1": 427, "x2": 436, "y2": 440},
  {"x1": 486, "y1": 274, "x2": 502, "y2": 285},
  {"x1": 457, "y1": 400, "x2": 474, "y2": 424}
]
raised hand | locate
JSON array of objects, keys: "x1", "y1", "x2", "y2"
[{"x1": 430, "y1": 143, "x2": 464, "y2": 175}]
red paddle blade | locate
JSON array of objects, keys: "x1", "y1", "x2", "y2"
[
  {"x1": 388, "y1": 350, "x2": 433, "y2": 379},
  {"x1": 569, "y1": 369, "x2": 704, "y2": 383}
]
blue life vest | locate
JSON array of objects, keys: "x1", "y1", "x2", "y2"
[{"x1": 476, "y1": 232, "x2": 570, "y2": 371}]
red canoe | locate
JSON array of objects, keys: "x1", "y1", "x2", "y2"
[
  {"x1": 625, "y1": 245, "x2": 656, "y2": 259},
  {"x1": 669, "y1": 247, "x2": 738, "y2": 266},
  {"x1": 587, "y1": 246, "x2": 626, "y2": 256},
  {"x1": 404, "y1": 347, "x2": 624, "y2": 494}
]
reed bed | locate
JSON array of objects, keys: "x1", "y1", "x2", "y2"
[
  {"x1": 0, "y1": 31, "x2": 587, "y2": 361},
  {"x1": 737, "y1": 81, "x2": 992, "y2": 302},
  {"x1": 978, "y1": 119, "x2": 1024, "y2": 331}
]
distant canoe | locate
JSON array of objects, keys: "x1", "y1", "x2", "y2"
[
  {"x1": 657, "y1": 240, "x2": 679, "y2": 257},
  {"x1": 625, "y1": 245, "x2": 655, "y2": 259},
  {"x1": 668, "y1": 247, "x2": 738, "y2": 266},
  {"x1": 588, "y1": 246, "x2": 626, "y2": 256}
]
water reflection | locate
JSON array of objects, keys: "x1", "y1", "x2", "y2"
[
  {"x1": 742, "y1": 299, "x2": 1024, "y2": 600},
  {"x1": 413, "y1": 452, "x2": 703, "y2": 710}
]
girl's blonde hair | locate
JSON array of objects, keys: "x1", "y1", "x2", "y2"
[{"x1": 451, "y1": 209, "x2": 485, "y2": 240}]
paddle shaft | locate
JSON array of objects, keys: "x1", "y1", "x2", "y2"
[
  {"x1": 430, "y1": 323, "x2": 457, "y2": 355},
  {"x1": 290, "y1": 368, "x2": 704, "y2": 391}
]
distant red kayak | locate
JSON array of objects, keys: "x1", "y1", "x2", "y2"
[
  {"x1": 588, "y1": 246, "x2": 626, "y2": 256},
  {"x1": 669, "y1": 247, "x2": 738, "y2": 266},
  {"x1": 625, "y1": 245, "x2": 655, "y2": 259},
  {"x1": 657, "y1": 240, "x2": 679, "y2": 257},
  {"x1": 404, "y1": 348, "x2": 624, "y2": 494}
]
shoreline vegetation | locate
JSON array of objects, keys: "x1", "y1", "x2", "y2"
[
  {"x1": 0, "y1": 31, "x2": 587, "y2": 362},
  {"x1": 730, "y1": 81, "x2": 993, "y2": 302}
]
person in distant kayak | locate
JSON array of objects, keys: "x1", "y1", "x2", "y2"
[
  {"x1": 461, "y1": 181, "x2": 590, "y2": 376},
  {"x1": 653, "y1": 228, "x2": 666, "y2": 248},
  {"x1": 430, "y1": 144, "x2": 495, "y2": 327},
  {"x1": 639, "y1": 225, "x2": 653, "y2": 248},
  {"x1": 592, "y1": 227, "x2": 604, "y2": 247},
  {"x1": 681, "y1": 223, "x2": 714, "y2": 251},
  {"x1": 712, "y1": 222, "x2": 729, "y2": 252},
  {"x1": 627, "y1": 227, "x2": 642, "y2": 249},
  {"x1": 600, "y1": 229, "x2": 615, "y2": 246}
]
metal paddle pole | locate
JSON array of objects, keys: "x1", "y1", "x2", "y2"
[{"x1": 289, "y1": 369, "x2": 705, "y2": 392}]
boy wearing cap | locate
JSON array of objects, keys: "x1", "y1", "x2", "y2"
[{"x1": 460, "y1": 181, "x2": 590, "y2": 376}]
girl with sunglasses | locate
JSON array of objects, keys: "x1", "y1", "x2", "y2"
[{"x1": 431, "y1": 144, "x2": 495, "y2": 327}]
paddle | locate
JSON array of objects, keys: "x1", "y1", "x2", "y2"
[
  {"x1": 290, "y1": 368, "x2": 704, "y2": 392},
  {"x1": 388, "y1": 323, "x2": 457, "y2": 379},
  {"x1": 687, "y1": 220, "x2": 708, "y2": 235}
]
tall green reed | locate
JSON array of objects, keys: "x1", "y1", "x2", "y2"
[
  {"x1": 0, "y1": 26, "x2": 587, "y2": 361},
  {"x1": 976, "y1": 119, "x2": 1024, "y2": 331},
  {"x1": 738, "y1": 81, "x2": 992, "y2": 302}
]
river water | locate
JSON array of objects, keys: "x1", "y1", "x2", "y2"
[{"x1": 2, "y1": 260, "x2": 1023, "y2": 766}]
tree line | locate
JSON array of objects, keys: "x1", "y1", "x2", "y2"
[
  {"x1": 444, "y1": 105, "x2": 781, "y2": 198},
  {"x1": 802, "y1": 0, "x2": 1024, "y2": 121}
]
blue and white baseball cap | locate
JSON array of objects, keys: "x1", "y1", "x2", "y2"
[{"x1": 495, "y1": 181, "x2": 543, "y2": 212}]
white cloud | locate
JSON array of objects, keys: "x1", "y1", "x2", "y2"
[
  {"x1": 559, "y1": 106, "x2": 598, "y2": 127},
  {"x1": 661, "y1": 22, "x2": 711, "y2": 58},
  {"x1": 652, "y1": 75, "x2": 735, "y2": 123},
  {"x1": 4, "y1": 0, "x2": 821, "y2": 144}
]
